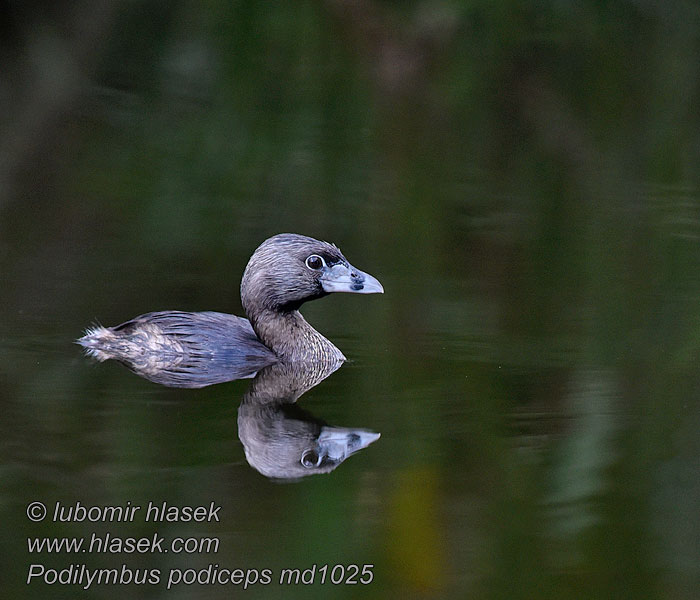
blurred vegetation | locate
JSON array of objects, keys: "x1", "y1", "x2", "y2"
[{"x1": 2, "y1": 1, "x2": 700, "y2": 599}]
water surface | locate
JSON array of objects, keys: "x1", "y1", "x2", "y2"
[{"x1": 2, "y1": 2, "x2": 700, "y2": 599}]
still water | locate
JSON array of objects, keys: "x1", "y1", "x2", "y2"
[{"x1": 2, "y1": 2, "x2": 700, "y2": 599}]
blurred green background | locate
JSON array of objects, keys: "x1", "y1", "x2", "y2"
[{"x1": 2, "y1": 1, "x2": 700, "y2": 598}]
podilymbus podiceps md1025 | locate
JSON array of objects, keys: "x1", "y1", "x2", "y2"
[{"x1": 78, "y1": 234, "x2": 383, "y2": 385}]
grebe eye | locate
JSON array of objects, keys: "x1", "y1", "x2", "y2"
[
  {"x1": 301, "y1": 449, "x2": 322, "y2": 468},
  {"x1": 305, "y1": 255, "x2": 324, "y2": 270}
]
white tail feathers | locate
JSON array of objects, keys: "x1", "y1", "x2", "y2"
[{"x1": 76, "y1": 326, "x2": 114, "y2": 361}]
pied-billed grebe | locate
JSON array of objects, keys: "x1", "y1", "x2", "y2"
[{"x1": 78, "y1": 233, "x2": 383, "y2": 384}]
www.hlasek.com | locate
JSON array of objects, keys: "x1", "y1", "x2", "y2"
[{"x1": 25, "y1": 501, "x2": 374, "y2": 590}]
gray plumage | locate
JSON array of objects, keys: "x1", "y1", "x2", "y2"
[
  {"x1": 79, "y1": 311, "x2": 275, "y2": 387},
  {"x1": 77, "y1": 233, "x2": 383, "y2": 387}
]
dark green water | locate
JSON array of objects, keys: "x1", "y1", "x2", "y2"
[{"x1": 2, "y1": 2, "x2": 700, "y2": 598}]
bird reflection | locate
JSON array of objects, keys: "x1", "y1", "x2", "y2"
[
  {"x1": 85, "y1": 347, "x2": 380, "y2": 479},
  {"x1": 238, "y1": 360, "x2": 380, "y2": 480}
]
